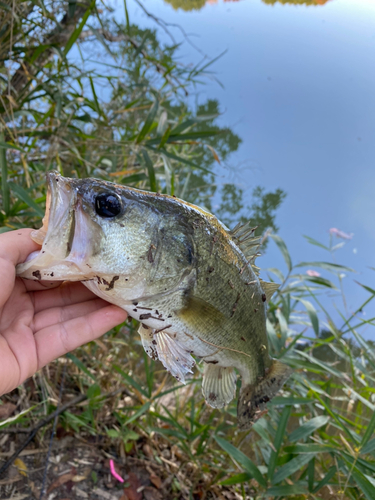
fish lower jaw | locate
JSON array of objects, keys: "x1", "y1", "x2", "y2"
[{"x1": 16, "y1": 251, "x2": 94, "y2": 281}]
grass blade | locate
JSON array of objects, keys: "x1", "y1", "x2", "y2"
[
  {"x1": 361, "y1": 411, "x2": 375, "y2": 448},
  {"x1": 351, "y1": 469, "x2": 375, "y2": 500},
  {"x1": 214, "y1": 436, "x2": 267, "y2": 488},
  {"x1": 136, "y1": 99, "x2": 159, "y2": 144},
  {"x1": 264, "y1": 484, "x2": 308, "y2": 496},
  {"x1": 8, "y1": 181, "x2": 44, "y2": 217},
  {"x1": 270, "y1": 234, "x2": 292, "y2": 271},
  {"x1": 312, "y1": 466, "x2": 337, "y2": 493},
  {"x1": 141, "y1": 148, "x2": 157, "y2": 192},
  {"x1": 0, "y1": 132, "x2": 9, "y2": 214},
  {"x1": 268, "y1": 405, "x2": 291, "y2": 480},
  {"x1": 295, "y1": 261, "x2": 355, "y2": 274},
  {"x1": 272, "y1": 454, "x2": 314, "y2": 484},
  {"x1": 63, "y1": 0, "x2": 95, "y2": 58},
  {"x1": 299, "y1": 299, "x2": 319, "y2": 336},
  {"x1": 289, "y1": 416, "x2": 330, "y2": 443}
]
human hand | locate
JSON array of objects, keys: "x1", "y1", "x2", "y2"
[{"x1": 0, "y1": 229, "x2": 128, "y2": 396}]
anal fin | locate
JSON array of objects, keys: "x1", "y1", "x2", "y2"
[{"x1": 202, "y1": 364, "x2": 237, "y2": 409}]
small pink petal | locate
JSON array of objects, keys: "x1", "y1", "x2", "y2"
[
  {"x1": 110, "y1": 459, "x2": 124, "y2": 483},
  {"x1": 306, "y1": 270, "x2": 320, "y2": 277},
  {"x1": 329, "y1": 228, "x2": 353, "y2": 240}
]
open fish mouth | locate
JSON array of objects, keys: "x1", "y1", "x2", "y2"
[{"x1": 17, "y1": 171, "x2": 93, "y2": 281}]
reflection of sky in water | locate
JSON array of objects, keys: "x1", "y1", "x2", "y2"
[
  {"x1": 120, "y1": 0, "x2": 375, "y2": 333},
  {"x1": 165, "y1": 0, "x2": 334, "y2": 8}
]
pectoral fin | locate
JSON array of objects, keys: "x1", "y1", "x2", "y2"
[
  {"x1": 138, "y1": 324, "x2": 195, "y2": 384},
  {"x1": 138, "y1": 324, "x2": 158, "y2": 360}
]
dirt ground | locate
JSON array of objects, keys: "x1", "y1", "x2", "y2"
[{"x1": 0, "y1": 429, "x2": 244, "y2": 500}]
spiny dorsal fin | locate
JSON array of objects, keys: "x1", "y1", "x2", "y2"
[
  {"x1": 259, "y1": 279, "x2": 280, "y2": 301},
  {"x1": 228, "y1": 221, "x2": 262, "y2": 270}
]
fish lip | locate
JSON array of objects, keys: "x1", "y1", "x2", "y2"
[{"x1": 16, "y1": 171, "x2": 79, "y2": 279}]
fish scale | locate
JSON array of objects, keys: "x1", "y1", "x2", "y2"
[{"x1": 17, "y1": 171, "x2": 292, "y2": 429}]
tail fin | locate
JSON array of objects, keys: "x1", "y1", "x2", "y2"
[{"x1": 237, "y1": 360, "x2": 292, "y2": 430}]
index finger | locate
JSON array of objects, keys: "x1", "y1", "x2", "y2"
[{"x1": 0, "y1": 228, "x2": 41, "y2": 266}]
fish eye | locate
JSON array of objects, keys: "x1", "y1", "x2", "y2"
[{"x1": 95, "y1": 193, "x2": 122, "y2": 218}]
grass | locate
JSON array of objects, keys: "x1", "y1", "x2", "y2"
[{"x1": 0, "y1": 1, "x2": 374, "y2": 499}]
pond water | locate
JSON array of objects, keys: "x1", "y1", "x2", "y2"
[{"x1": 123, "y1": 0, "x2": 375, "y2": 330}]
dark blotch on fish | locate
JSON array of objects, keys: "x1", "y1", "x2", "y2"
[{"x1": 102, "y1": 275, "x2": 119, "y2": 291}]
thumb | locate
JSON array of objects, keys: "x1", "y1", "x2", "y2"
[{"x1": 0, "y1": 229, "x2": 41, "y2": 306}]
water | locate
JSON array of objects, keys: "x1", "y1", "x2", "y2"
[{"x1": 122, "y1": 0, "x2": 375, "y2": 332}]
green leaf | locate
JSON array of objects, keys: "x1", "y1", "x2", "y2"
[
  {"x1": 264, "y1": 484, "x2": 308, "y2": 496},
  {"x1": 303, "y1": 235, "x2": 330, "y2": 250},
  {"x1": 361, "y1": 412, "x2": 375, "y2": 448},
  {"x1": 268, "y1": 405, "x2": 291, "y2": 480},
  {"x1": 270, "y1": 234, "x2": 292, "y2": 271},
  {"x1": 289, "y1": 416, "x2": 330, "y2": 442},
  {"x1": 63, "y1": 0, "x2": 95, "y2": 58},
  {"x1": 66, "y1": 353, "x2": 96, "y2": 381},
  {"x1": 299, "y1": 299, "x2": 320, "y2": 336},
  {"x1": 157, "y1": 125, "x2": 171, "y2": 149},
  {"x1": 123, "y1": 401, "x2": 151, "y2": 426},
  {"x1": 141, "y1": 148, "x2": 157, "y2": 192},
  {"x1": 284, "y1": 443, "x2": 336, "y2": 454},
  {"x1": 305, "y1": 276, "x2": 338, "y2": 289},
  {"x1": 355, "y1": 281, "x2": 375, "y2": 296},
  {"x1": 219, "y1": 472, "x2": 252, "y2": 486},
  {"x1": 136, "y1": 99, "x2": 159, "y2": 143},
  {"x1": 113, "y1": 365, "x2": 148, "y2": 398},
  {"x1": 351, "y1": 469, "x2": 375, "y2": 500},
  {"x1": 87, "y1": 383, "x2": 101, "y2": 399},
  {"x1": 272, "y1": 454, "x2": 314, "y2": 484},
  {"x1": 0, "y1": 141, "x2": 24, "y2": 152},
  {"x1": 361, "y1": 438, "x2": 375, "y2": 455},
  {"x1": 0, "y1": 133, "x2": 9, "y2": 214},
  {"x1": 107, "y1": 429, "x2": 120, "y2": 438},
  {"x1": 148, "y1": 146, "x2": 213, "y2": 174},
  {"x1": 269, "y1": 397, "x2": 315, "y2": 406},
  {"x1": 8, "y1": 182, "x2": 44, "y2": 217},
  {"x1": 170, "y1": 115, "x2": 217, "y2": 135},
  {"x1": 312, "y1": 467, "x2": 336, "y2": 493},
  {"x1": 214, "y1": 436, "x2": 267, "y2": 488},
  {"x1": 295, "y1": 261, "x2": 355, "y2": 274}
]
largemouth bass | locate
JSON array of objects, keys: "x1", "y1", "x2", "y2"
[{"x1": 17, "y1": 172, "x2": 291, "y2": 429}]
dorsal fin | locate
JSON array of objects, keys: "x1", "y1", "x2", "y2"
[
  {"x1": 228, "y1": 221, "x2": 262, "y2": 271},
  {"x1": 259, "y1": 279, "x2": 280, "y2": 301}
]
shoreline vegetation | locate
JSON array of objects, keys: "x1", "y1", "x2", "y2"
[{"x1": 0, "y1": 1, "x2": 374, "y2": 499}]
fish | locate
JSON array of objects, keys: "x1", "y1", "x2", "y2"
[{"x1": 16, "y1": 171, "x2": 292, "y2": 429}]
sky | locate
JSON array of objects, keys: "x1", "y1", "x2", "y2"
[{"x1": 109, "y1": 0, "x2": 375, "y2": 336}]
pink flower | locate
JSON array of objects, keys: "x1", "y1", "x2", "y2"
[
  {"x1": 306, "y1": 270, "x2": 320, "y2": 277},
  {"x1": 329, "y1": 228, "x2": 353, "y2": 240}
]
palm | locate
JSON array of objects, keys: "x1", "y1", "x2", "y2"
[{"x1": 0, "y1": 229, "x2": 127, "y2": 396}]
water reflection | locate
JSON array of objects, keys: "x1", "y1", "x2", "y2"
[
  {"x1": 262, "y1": 0, "x2": 331, "y2": 5},
  {"x1": 164, "y1": 0, "x2": 332, "y2": 10}
]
